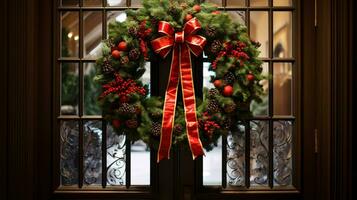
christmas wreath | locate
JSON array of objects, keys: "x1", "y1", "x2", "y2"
[{"x1": 95, "y1": 0, "x2": 264, "y2": 162}]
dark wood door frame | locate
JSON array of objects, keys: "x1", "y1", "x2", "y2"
[{"x1": 0, "y1": 0, "x2": 353, "y2": 199}]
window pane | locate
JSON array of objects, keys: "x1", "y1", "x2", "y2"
[
  {"x1": 107, "y1": 0, "x2": 126, "y2": 6},
  {"x1": 226, "y1": 0, "x2": 245, "y2": 7},
  {"x1": 84, "y1": 63, "x2": 102, "y2": 115},
  {"x1": 250, "y1": 62, "x2": 269, "y2": 116},
  {"x1": 131, "y1": 0, "x2": 143, "y2": 7},
  {"x1": 250, "y1": 0, "x2": 268, "y2": 6},
  {"x1": 250, "y1": 121, "x2": 269, "y2": 186},
  {"x1": 107, "y1": 125, "x2": 126, "y2": 185},
  {"x1": 131, "y1": 140, "x2": 150, "y2": 185},
  {"x1": 250, "y1": 11, "x2": 269, "y2": 58},
  {"x1": 62, "y1": 0, "x2": 79, "y2": 6},
  {"x1": 83, "y1": 0, "x2": 102, "y2": 7},
  {"x1": 61, "y1": 63, "x2": 79, "y2": 115},
  {"x1": 203, "y1": 137, "x2": 222, "y2": 185},
  {"x1": 107, "y1": 11, "x2": 127, "y2": 34},
  {"x1": 273, "y1": 121, "x2": 293, "y2": 186},
  {"x1": 61, "y1": 12, "x2": 79, "y2": 58},
  {"x1": 227, "y1": 11, "x2": 246, "y2": 26},
  {"x1": 274, "y1": 0, "x2": 293, "y2": 6},
  {"x1": 84, "y1": 11, "x2": 103, "y2": 59},
  {"x1": 227, "y1": 122, "x2": 246, "y2": 186},
  {"x1": 203, "y1": 62, "x2": 215, "y2": 89},
  {"x1": 83, "y1": 121, "x2": 102, "y2": 185},
  {"x1": 140, "y1": 62, "x2": 151, "y2": 95},
  {"x1": 273, "y1": 12, "x2": 292, "y2": 58},
  {"x1": 60, "y1": 120, "x2": 79, "y2": 186},
  {"x1": 273, "y1": 63, "x2": 292, "y2": 116},
  {"x1": 205, "y1": 0, "x2": 223, "y2": 6}
]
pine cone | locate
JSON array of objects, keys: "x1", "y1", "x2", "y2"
[
  {"x1": 118, "y1": 103, "x2": 136, "y2": 115},
  {"x1": 224, "y1": 72, "x2": 236, "y2": 84},
  {"x1": 174, "y1": 124, "x2": 184, "y2": 135},
  {"x1": 223, "y1": 118, "x2": 232, "y2": 129},
  {"x1": 207, "y1": 100, "x2": 221, "y2": 113},
  {"x1": 129, "y1": 48, "x2": 140, "y2": 60},
  {"x1": 210, "y1": 40, "x2": 222, "y2": 54},
  {"x1": 205, "y1": 26, "x2": 217, "y2": 38},
  {"x1": 150, "y1": 17, "x2": 159, "y2": 26},
  {"x1": 208, "y1": 88, "x2": 219, "y2": 99},
  {"x1": 125, "y1": 119, "x2": 138, "y2": 129},
  {"x1": 120, "y1": 56, "x2": 129, "y2": 65},
  {"x1": 128, "y1": 27, "x2": 138, "y2": 37},
  {"x1": 224, "y1": 103, "x2": 237, "y2": 113},
  {"x1": 151, "y1": 122, "x2": 161, "y2": 137},
  {"x1": 102, "y1": 61, "x2": 114, "y2": 74}
]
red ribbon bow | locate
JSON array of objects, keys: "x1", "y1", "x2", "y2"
[{"x1": 151, "y1": 18, "x2": 206, "y2": 162}]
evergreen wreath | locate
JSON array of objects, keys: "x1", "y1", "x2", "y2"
[{"x1": 95, "y1": 0, "x2": 264, "y2": 158}]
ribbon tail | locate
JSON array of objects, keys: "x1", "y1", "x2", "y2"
[
  {"x1": 180, "y1": 44, "x2": 205, "y2": 159},
  {"x1": 157, "y1": 45, "x2": 180, "y2": 163}
]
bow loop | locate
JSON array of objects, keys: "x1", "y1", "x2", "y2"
[{"x1": 151, "y1": 18, "x2": 206, "y2": 58}]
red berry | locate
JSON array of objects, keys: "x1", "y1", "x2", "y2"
[
  {"x1": 193, "y1": 5, "x2": 201, "y2": 12},
  {"x1": 212, "y1": 10, "x2": 220, "y2": 15},
  {"x1": 213, "y1": 79, "x2": 223, "y2": 88},
  {"x1": 112, "y1": 119, "x2": 121, "y2": 129},
  {"x1": 247, "y1": 74, "x2": 255, "y2": 82},
  {"x1": 118, "y1": 41, "x2": 127, "y2": 51},
  {"x1": 185, "y1": 14, "x2": 193, "y2": 22},
  {"x1": 223, "y1": 85, "x2": 234, "y2": 96},
  {"x1": 111, "y1": 50, "x2": 121, "y2": 59}
]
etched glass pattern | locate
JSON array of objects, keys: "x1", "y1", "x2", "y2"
[
  {"x1": 60, "y1": 121, "x2": 79, "y2": 186},
  {"x1": 273, "y1": 121, "x2": 293, "y2": 186},
  {"x1": 106, "y1": 125, "x2": 126, "y2": 185},
  {"x1": 227, "y1": 123, "x2": 246, "y2": 186},
  {"x1": 250, "y1": 121, "x2": 269, "y2": 186},
  {"x1": 83, "y1": 121, "x2": 102, "y2": 185}
]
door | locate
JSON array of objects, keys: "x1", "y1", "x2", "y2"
[{"x1": 50, "y1": 0, "x2": 316, "y2": 199}]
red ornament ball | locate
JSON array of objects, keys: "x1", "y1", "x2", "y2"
[
  {"x1": 247, "y1": 74, "x2": 255, "y2": 82},
  {"x1": 193, "y1": 5, "x2": 201, "y2": 12},
  {"x1": 118, "y1": 41, "x2": 127, "y2": 51},
  {"x1": 212, "y1": 10, "x2": 220, "y2": 15},
  {"x1": 112, "y1": 119, "x2": 121, "y2": 129},
  {"x1": 223, "y1": 85, "x2": 234, "y2": 96},
  {"x1": 185, "y1": 14, "x2": 193, "y2": 22},
  {"x1": 213, "y1": 79, "x2": 223, "y2": 88},
  {"x1": 111, "y1": 50, "x2": 121, "y2": 59}
]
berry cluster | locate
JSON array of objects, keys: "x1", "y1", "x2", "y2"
[
  {"x1": 199, "y1": 112, "x2": 221, "y2": 138},
  {"x1": 100, "y1": 73, "x2": 146, "y2": 102}
]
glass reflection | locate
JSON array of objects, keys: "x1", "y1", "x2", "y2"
[
  {"x1": 273, "y1": 12, "x2": 292, "y2": 58},
  {"x1": 250, "y1": 11, "x2": 269, "y2": 58},
  {"x1": 273, "y1": 63, "x2": 292, "y2": 115},
  {"x1": 131, "y1": 140, "x2": 150, "y2": 185},
  {"x1": 274, "y1": 0, "x2": 293, "y2": 6},
  {"x1": 61, "y1": 63, "x2": 79, "y2": 115},
  {"x1": 84, "y1": 11, "x2": 102, "y2": 59},
  {"x1": 107, "y1": 0, "x2": 126, "y2": 6},
  {"x1": 203, "y1": 137, "x2": 222, "y2": 185},
  {"x1": 226, "y1": 0, "x2": 245, "y2": 7},
  {"x1": 84, "y1": 63, "x2": 102, "y2": 115},
  {"x1": 61, "y1": 12, "x2": 79, "y2": 57},
  {"x1": 62, "y1": 0, "x2": 79, "y2": 6},
  {"x1": 228, "y1": 11, "x2": 246, "y2": 25},
  {"x1": 83, "y1": 0, "x2": 102, "y2": 7},
  {"x1": 107, "y1": 125, "x2": 126, "y2": 185},
  {"x1": 250, "y1": 62, "x2": 269, "y2": 116},
  {"x1": 250, "y1": 0, "x2": 268, "y2": 7}
]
